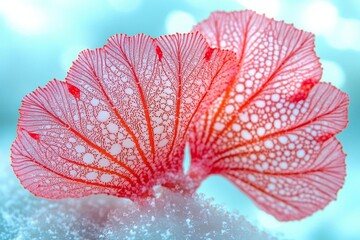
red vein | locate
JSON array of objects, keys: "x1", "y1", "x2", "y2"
[
  {"x1": 203, "y1": 15, "x2": 253, "y2": 147},
  {"x1": 37, "y1": 103, "x2": 141, "y2": 183},
  {"x1": 226, "y1": 172, "x2": 302, "y2": 212},
  {"x1": 26, "y1": 158, "x2": 123, "y2": 190},
  {"x1": 212, "y1": 104, "x2": 340, "y2": 161},
  {"x1": 209, "y1": 36, "x2": 311, "y2": 149},
  {"x1": 105, "y1": 45, "x2": 155, "y2": 175},
  {"x1": 165, "y1": 37, "x2": 182, "y2": 170}
]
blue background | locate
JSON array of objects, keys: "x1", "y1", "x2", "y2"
[{"x1": 0, "y1": 0, "x2": 359, "y2": 239}]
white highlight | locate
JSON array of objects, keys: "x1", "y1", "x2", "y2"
[
  {"x1": 235, "y1": 94, "x2": 244, "y2": 103},
  {"x1": 236, "y1": 84, "x2": 244, "y2": 93},
  {"x1": 300, "y1": 0, "x2": 338, "y2": 35},
  {"x1": 214, "y1": 122, "x2": 225, "y2": 131},
  {"x1": 97, "y1": 111, "x2": 110, "y2": 122},
  {"x1": 225, "y1": 105, "x2": 235, "y2": 114},
  {"x1": 164, "y1": 88, "x2": 173, "y2": 94},
  {"x1": 250, "y1": 114, "x2": 259, "y2": 123},
  {"x1": 83, "y1": 153, "x2": 95, "y2": 164},
  {"x1": 278, "y1": 136, "x2": 288, "y2": 144},
  {"x1": 271, "y1": 94, "x2": 280, "y2": 102},
  {"x1": 257, "y1": 127, "x2": 265, "y2": 137},
  {"x1": 86, "y1": 171, "x2": 98, "y2": 180},
  {"x1": 90, "y1": 98, "x2": 100, "y2": 107},
  {"x1": 274, "y1": 119, "x2": 281, "y2": 129},
  {"x1": 262, "y1": 162, "x2": 269, "y2": 170},
  {"x1": 167, "y1": 99, "x2": 174, "y2": 106},
  {"x1": 0, "y1": 0, "x2": 50, "y2": 35},
  {"x1": 296, "y1": 149, "x2": 305, "y2": 158},
  {"x1": 232, "y1": 124, "x2": 241, "y2": 132},
  {"x1": 241, "y1": 130, "x2": 252, "y2": 140},
  {"x1": 255, "y1": 100, "x2": 265, "y2": 108},
  {"x1": 239, "y1": 113, "x2": 249, "y2": 122},
  {"x1": 75, "y1": 145, "x2": 85, "y2": 153},
  {"x1": 99, "y1": 158, "x2": 110, "y2": 167},
  {"x1": 300, "y1": 1, "x2": 360, "y2": 52},
  {"x1": 268, "y1": 183, "x2": 275, "y2": 190},
  {"x1": 264, "y1": 140, "x2": 273, "y2": 149},
  {"x1": 70, "y1": 170, "x2": 77, "y2": 176},
  {"x1": 123, "y1": 138, "x2": 135, "y2": 148},
  {"x1": 280, "y1": 162, "x2": 288, "y2": 169},
  {"x1": 245, "y1": 80, "x2": 253, "y2": 87},
  {"x1": 110, "y1": 143, "x2": 122, "y2": 155},
  {"x1": 107, "y1": 122, "x2": 119, "y2": 133},
  {"x1": 125, "y1": 88, "x2": 134, "y2": 95},
  {"x1": 248, "y1": 174, "x2": 256, "y2": 182},
  {"x1": 255, "y1": 72, "x2": 262, "y2": 79},
  {"x1": 158, "y1": 138, "x2": 169, "y2": 148},
  {"x1": 154, "y1": 126, "x2": 164, "y2": 134},
  {"x1": 289, "y1": 134, "x2": 298, "y2": 142},
  {"x1": 100, "y1": 174, "x2": 112, "y2": 183}
]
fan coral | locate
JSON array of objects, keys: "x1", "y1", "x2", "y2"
[
  {"x1": 11, "y1": 32, "x2": 238, "y2": 199},
  {"x1": 11, "y1": 10, "x2": 349, "y2": 221},
  {"x1": 188, "y1": 10, "x2": 349, "y2": 221}
]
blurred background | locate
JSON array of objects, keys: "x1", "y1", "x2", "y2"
[{"x1": 0, "y1": 0, "x2": 359, "y2": 239}]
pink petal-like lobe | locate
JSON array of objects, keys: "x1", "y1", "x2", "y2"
[
  {"x1": 188, "y1": 10, "x2": 349, "y2": 221},
  {"x1": 11, "y1": 33, "x2": 238, "y2": 200}
]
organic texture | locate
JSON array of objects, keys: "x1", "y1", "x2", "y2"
[
  {"x1": 188, "y1": 10, "x2": 349, "y2": 221},
  {"x1": 10, "y1": 10, "x2": 349, "y2": 223},
  {"x1": 11, "y1": 32, "x2": 238, "y2": 200}
]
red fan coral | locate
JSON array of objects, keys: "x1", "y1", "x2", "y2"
[
  {"x1": 11, "y1": 33, "x2": 238, "y2": 200},
  {"x1": 187, "y1": 10, "x2": 349, "y2": 221},
  {"x1": 10, "y1": 10, "x2": 349, "y2": 222}
]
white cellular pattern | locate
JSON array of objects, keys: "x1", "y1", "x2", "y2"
[
  {"x1": 11, "y1": 32, "x2": 238, "y2": 200},
  {"x1": 189, "y1": 10, "x2": 349, "y2": 221}
]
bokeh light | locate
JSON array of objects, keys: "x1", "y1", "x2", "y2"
[
  {"x1": 320, "y1": 60, "x2": 346, "y2": 89},
  {"x1": 106, "y1": 0, "x2": 142, "y2": 13},
  {"x1": 300, "y1": 0, "x2": 339, "y2": 35},
  {"x1": 326, "y1": 17, "x2": 360, "y2": 51},
  {"x1": 165, "y1": 10, "x2": 196, "y2": 34},
  {"x1": 236, "y1": 0, "x2": 281, "y2": 18},
  {"x1": 0, "y1": 0, "x2": 50, "y2": 35},
  {"x1": 60, "y1": 44, "x2": 90, "y2": 72}
]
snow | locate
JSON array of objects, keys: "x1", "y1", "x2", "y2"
[
  {"x1": 0, "y1": 128, "x2": 274, "y2": 239},
  {"x1": 0, "y1": 169, "x2": 275, "y2": 239}
]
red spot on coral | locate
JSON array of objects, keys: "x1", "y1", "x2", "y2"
[
  {"x1": 28, "y1": 131, "x2": 40, "y2": 141},
  {"x1": 315, "y1": 132, "x2": 333, "y2": 142},
  {"x1": 301, "y1": 79, "x2": 317, "y2": 91},
  {"x1": 289, "y1": 79, "x2": 317, "y2": 102},
  {"x1": 155, "y1": 45, "x2": 163, "y2": 61},
  {"x1": 67, "y1": 82, "x2": 80, "y2": 99},
  {"x1": 204, "y1": 47, "x2": 214, "y2": 61}
]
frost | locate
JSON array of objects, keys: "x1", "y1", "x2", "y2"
[
  {"x1": 102, "y1": 189, "x2": 275, "y2": 240},
  {"x1": 0, "y1": 171, "x2": 275, "y2": 240}
]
